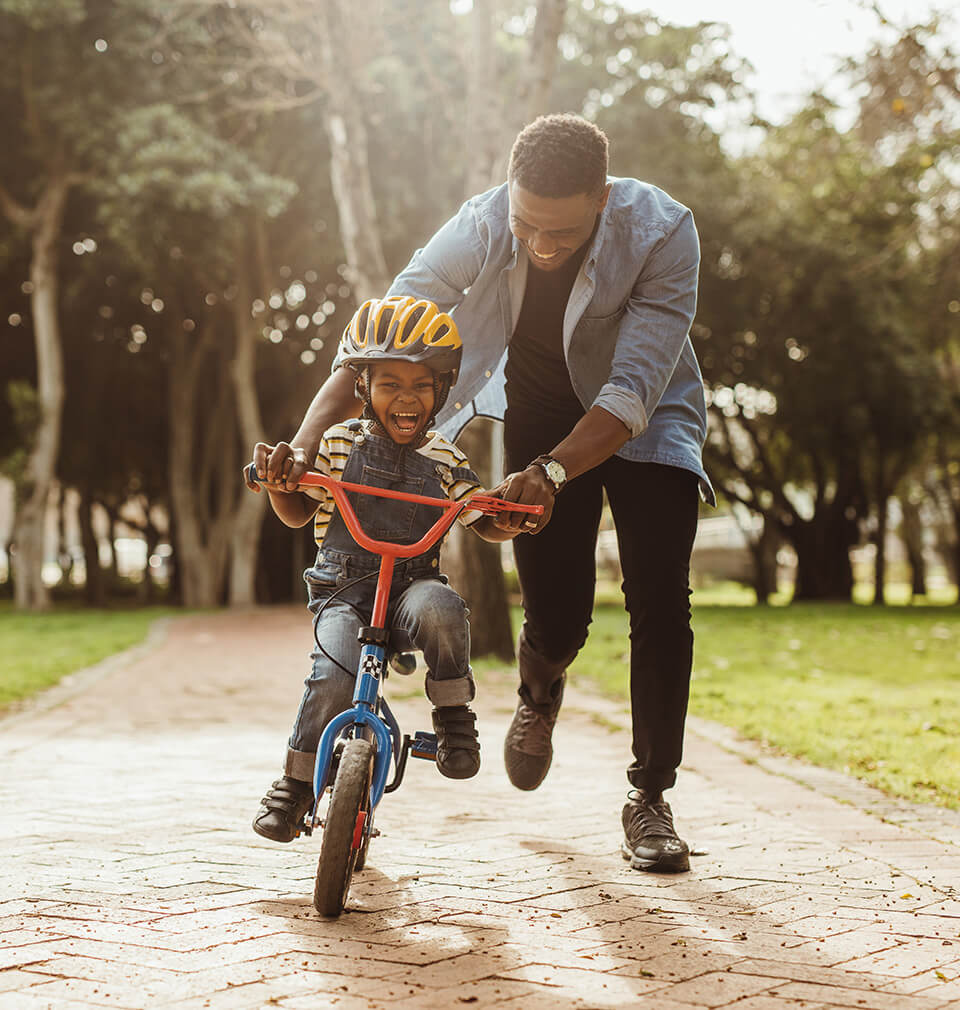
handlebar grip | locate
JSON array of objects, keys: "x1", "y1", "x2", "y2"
[{"x1": 245, "y1": 462, "x2": 260, "y2": 485}]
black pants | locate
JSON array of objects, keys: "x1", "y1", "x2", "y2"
[{"x1": 505, "y1": 415, "x2": 699, "y2": 795}]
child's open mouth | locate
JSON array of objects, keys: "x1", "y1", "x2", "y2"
[{"x1": 390, "y1": 411, "x2": 422, "y2": 436}]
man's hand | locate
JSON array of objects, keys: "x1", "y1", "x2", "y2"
[
  {"x1": 490, "y1": 465, "x2": 556, "y2": 535},
  {"x1": 245, "y1": 442, "x2": 312, "y2": 492}
]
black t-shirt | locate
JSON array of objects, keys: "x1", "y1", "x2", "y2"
[{"x1": 504, "y1": 222, "x2": 597, "y2": 427}]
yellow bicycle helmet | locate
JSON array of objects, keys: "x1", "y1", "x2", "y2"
[{"x1": 337, "y1": 297, "x2": 463, "y2": 419}]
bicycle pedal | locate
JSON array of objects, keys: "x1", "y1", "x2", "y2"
[{"x1": 410, "y1": 731, "x2": 438, "y2": 760}]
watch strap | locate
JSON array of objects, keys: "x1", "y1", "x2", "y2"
[{"x1": 530, "y1": 454, "x2": 567, "y2": 492}]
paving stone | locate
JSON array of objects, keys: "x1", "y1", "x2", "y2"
[
  {"x1": 12, "y1": 975, "x2": 165, "y2": 1008},
  {"x1": 644, "y1": 969, "x2": 780, "y2": 1006},
  {"x1": 0, "y1": 970, "x2": 61, "y2": 996},
  {"x1": 769, "y1": 979, "x2": 951, "y2": 1009},
  {"x1": 2, "y1": 608, "x2": 960, "y2": 1009}
]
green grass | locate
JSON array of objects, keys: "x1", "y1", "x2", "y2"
[
  {"x1": 570, "y1": 597, "x2": 960, "y2": 809},
  {"x1": 0, "y1": 605, "x2": 175, "y2": 711}
]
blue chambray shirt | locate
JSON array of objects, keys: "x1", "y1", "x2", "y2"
[{"x1": 355, "y1": 177, "x2": 715, "y2": 505}]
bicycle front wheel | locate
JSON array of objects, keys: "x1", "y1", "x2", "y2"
[{"x1": 313, "y1": 737, "x2": 374, "y2": 917}]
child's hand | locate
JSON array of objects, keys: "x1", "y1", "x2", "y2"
[{"x1": 247, "y1": 442, "x2": 311, "y2": 492}]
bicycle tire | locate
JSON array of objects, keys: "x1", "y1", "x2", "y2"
[{"x1": 313, "y1": 737, "x2": 374, "y2": 916}]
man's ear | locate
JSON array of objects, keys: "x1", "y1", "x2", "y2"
[{"x1": 597, "y1": 181, "x2": 613, "y2": 213}]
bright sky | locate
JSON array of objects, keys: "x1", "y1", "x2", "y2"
[{"x1": 640, "y1": 0, "x2": 956, "y2": 124}]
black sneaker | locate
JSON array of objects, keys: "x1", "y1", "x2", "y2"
[
  {"x1": 621, "y1": 789, "x2": 690, "y2": 872},
  {"x1": 503, "y1": 682, "x2": 563, "y2": 791},
  {"x1": 432, "y1": 705, "x2": 481, "y2": 779},
  {"x1": 252, "y1": 776, "x2": 314, "y2": 842}
]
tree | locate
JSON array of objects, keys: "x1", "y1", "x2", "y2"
[
  {"x1": 0, "y1": 0, "x2": 235, "y2": 606},
  {"x1": 698, "y1": 80, "x2": 954, "y2": 600},
  {"x1": 0, "y1": 0, "x2": 80, "y2": 607}
]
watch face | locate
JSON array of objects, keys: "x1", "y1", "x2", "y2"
[{"x1": 545, "y1": 460, "x2": 566, "y2": 485}]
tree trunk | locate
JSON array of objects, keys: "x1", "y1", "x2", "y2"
[
  {"x1": 227, "y1": 244, "x2": 268, "y2": 606},
  {"x1": 106, "y1": 509, "x2": 119, "y2": 584},
  {"x1": 518, "y1": 0, "x2": 567, "y2": 122},
  {"x1": 748, "y1": 518, "x2": 779, "y2": 605},
  {"x1": 55, "y1": 483, "x2": 72, "y2": 585},
  {"x1": 139, "y1": 521, "x2": 161, "y2": 604},
  {"x1": 787, "y1": 509, "x2": 858, "y2": 602},
  {"x1": 79, "y1": 488, "x2": 105, "y2": 606},
  {"x1": 900, "y1": 497, "x2": 927, "y2": 600},
  {"x1": 443, "y1": 420, "x2": 515, "y2": 660},
  {"x1": 873, "y1": 496, "x2": 888, "y2": 606},
  {"x1": 9, "y1": 177, "x2": 71, "y2": 610},
  {"x1": 463, "y1": 0, "x2": 502, "y2": 195},
  {"x1": 167, "y1": 326, "x2": 233, "y2": 607},
  {"x1": 950, "y1": 497, "x2": 960, "y2": 606},
  {"x1": 318, "y1": 0, "x2": 392, "y2": 301}
]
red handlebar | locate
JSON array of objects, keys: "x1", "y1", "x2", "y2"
[
  {"x1": 247, "y1": 463, "x2": 544, "y2": 631},
  {"x1": 246, "y1": 465, "x2": 543, "y2": 560}
]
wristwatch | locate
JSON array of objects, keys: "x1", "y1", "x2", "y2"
[{"x1": 531, "y1": 454, "x2": 567, "y2": 493}]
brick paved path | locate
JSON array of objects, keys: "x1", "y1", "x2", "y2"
[{"x1": 3, "y1": 608, "x2": 960, "y2": 1009}]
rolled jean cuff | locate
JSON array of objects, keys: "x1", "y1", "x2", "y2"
[
  {"x1": 627, "y1": 763, "x2": 677, "y2": 796},
  {"x1": 425, "y1": 673, "x2": 475, "y2": 707},
  {"x1": 284, "y1": 747, "x2": 317, "y2": 783}
]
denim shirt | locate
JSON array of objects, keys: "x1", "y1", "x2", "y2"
[{"x1": 383, "y1": 177, "x2": 715, "y2": 505}]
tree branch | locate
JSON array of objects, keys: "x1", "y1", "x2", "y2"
[
  {"x1": 728, "y1": 409, "x2": 800, "y2": 523},
  {"x1": 0, "y1": 179, "x2": 35, "y2": 228}
]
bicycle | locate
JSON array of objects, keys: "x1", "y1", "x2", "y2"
[{"x1": 245, "y1": 463, "x2": 542, "y2": 916}]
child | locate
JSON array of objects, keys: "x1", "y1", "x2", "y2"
[{"x1": 250, "y1": 296, "x2": 519, "y2": 843}]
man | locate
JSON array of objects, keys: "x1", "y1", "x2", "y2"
[{"x1": 257, "y1": 113, "x2": 713, "y2": 872}]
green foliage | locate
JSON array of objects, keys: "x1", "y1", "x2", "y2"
[
  {"x1": 98, "y1": 102, "x2": 297, "y2": 274},
  {"x1": 109, "y1": 105, "x2": 295, "y2": 215},
  {"x1": 0, "y1": 604, "x2": 175, "y2": 709},
  {"x1": 692, "y1": 28, "x2": 960, "y2": 596},
  {"x1": 0, "y1": 0, "x2": 85, "y2": 30},
  {"x1": 1, "y1": 379, "x2": 38, "y2": 483}
]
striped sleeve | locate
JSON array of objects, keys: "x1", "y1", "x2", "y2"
[
  {"x1": 420, "y1": 433, "x2": 484, "y2": 527},
  {"x1": 311, "y1": 424, "x2": 356, "y2": 549}
]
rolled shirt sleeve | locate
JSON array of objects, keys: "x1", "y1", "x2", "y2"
[{"x1": 594, "y1": 209, "x2": 700, "y2": 437}]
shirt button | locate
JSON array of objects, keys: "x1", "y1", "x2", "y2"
[
  {"x1": 431, "y1": 558, "x2": 438, "y2": 567},
  {"x1": 454, "y1": 402, "x2": 462, "y2": 409},
  {"x1": 484, "y1": 370, "x2": 492, "y2": 378}
]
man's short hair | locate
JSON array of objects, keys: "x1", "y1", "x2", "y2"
[{"x1": 508, "y1": 113, "x2": 609, "y2": 198}]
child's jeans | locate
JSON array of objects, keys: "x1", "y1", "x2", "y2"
[{"x1": 283, "y1": 576, "x2": 474, "y2": 782}]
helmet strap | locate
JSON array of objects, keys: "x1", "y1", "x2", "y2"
[{"x1": 431, "y1": 372, "x2": 452, "y2": 422}]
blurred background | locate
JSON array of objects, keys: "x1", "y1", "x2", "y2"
[{"x1": 2, "y1": 0, "x2": 958, "y2": 621}]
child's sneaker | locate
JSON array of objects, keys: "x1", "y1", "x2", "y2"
[
  {"x1": 252, "y1": 776, "x2": 314, "y2": 842},
  {"x1": 432, "y1": 705, "x2": 481, "y2": 779}
]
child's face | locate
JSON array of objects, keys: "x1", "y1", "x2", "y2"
[{"x1": 367, "y1": 360, "x2": 437, "y2": 444}]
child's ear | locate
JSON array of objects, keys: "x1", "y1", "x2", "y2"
[{"x1": 355, "y1": 373, "x2": 367, "y2": 399}]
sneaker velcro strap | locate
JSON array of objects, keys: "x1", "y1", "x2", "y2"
[{"x1": 262, "y1": 778, "x2": 312, "y2": 812}]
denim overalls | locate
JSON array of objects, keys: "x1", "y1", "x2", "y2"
[{"x1": 284, "y1": 421, "x2": 477, "y2": 782}]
